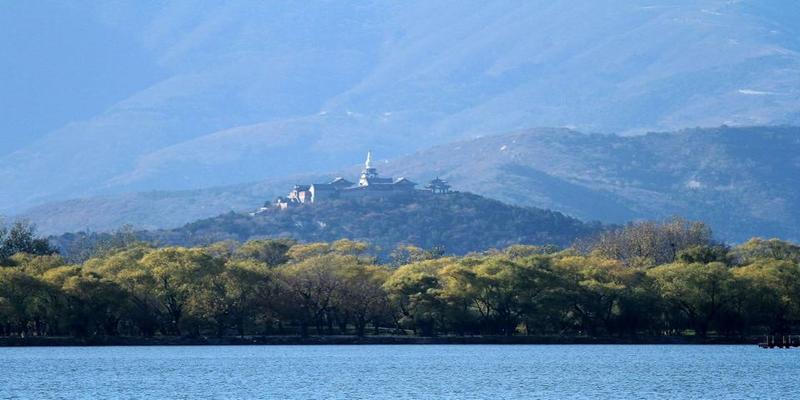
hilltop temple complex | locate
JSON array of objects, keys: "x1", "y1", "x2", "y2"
[{"x1": 266, "y1": 153, "x2": 451, "y2": 210}]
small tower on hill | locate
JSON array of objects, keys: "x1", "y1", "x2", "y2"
[
  {"x1": 359, "y1": 151, "x2": 379, "y2": 186},
  {"x1": 426, "y1": 177, "x2": 451, "y2": 194},
  {"x1": 265, "y1": 152, "x2": 420, "y2": 213}
]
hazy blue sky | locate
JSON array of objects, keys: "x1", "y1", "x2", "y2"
[
  {"x1": 1, "y1": 1, "x2": 798, "y2": 214},
  {"x1": 0, "y1": 1, "x2": 163, "y2": 155}
]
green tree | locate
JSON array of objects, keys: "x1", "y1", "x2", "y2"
[
  {"x1": 189, "y1": 259, "x2": 272, "y2": 337},
  {"x1": 731, "y1": 238, "x2": 800, "y2": 265},
  {"x1": 677, "y1": 244, "x2": 730, "y2": 265},
  {"x1": 648, "y1": 262, "x2": 734, "y2": 337},
  {"x1": 287, "y1": 243, "x2": 331, "y2": 262},
  {"x1": 334, "y1": 263, "x2": 390, "y2": 336},
  {"x1": 554, "y1": 256, "x2": 631, "y2": 336},
  {"x1": 383, "y1": 259, "x2": 451, "y2": 336},
  {"x1": 234, "y1": 239, "x2": 294, "y2": 267},
  {"x1": 732, "y1": 259, "x2": 800, "y2": 335},
  {"x1": 0, "y1": 221, "x2": 57, "y2": 266},
  {"x1": 586, "y1": 218, "x2": 713, "y2": 267},
  {"x1": 87, "y1": 245, "x2": 160, "y2": 336},
  {"x1": 277, "y1": 254, "x2": 350, "y2": 336},
  {"x1": 467, "y1": 256, "x2": 555, "y2": 335},
  {"x1": 0, "y1": 268, "x2": 58, "y2": 336},
  {"x1": 60, "y1": 270, "x2": 129, "y2": 336},
  {"x1": 11, "y1": 253, "x2": 66, "y2": 275},
  {"x1": 140, "y1": 247, "x2": 224, "y2": 335}
]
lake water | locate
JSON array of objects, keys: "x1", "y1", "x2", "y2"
[{"x1": 0, "y1": 345, "x2": 797, "y2": 399}]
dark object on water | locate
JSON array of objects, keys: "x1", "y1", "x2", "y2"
[{"x1": 758, "y1": 336, "x2": 799, "y2": 349}]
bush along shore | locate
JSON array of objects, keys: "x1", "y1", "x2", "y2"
[
  {"x1": 1, "y1": 219, "x2": 799, "y2": 344},
  {"x1": 0, "y1": 335, "x2": 759, "y2": 347}
]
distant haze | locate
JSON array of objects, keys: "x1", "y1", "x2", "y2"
[
  {"x1": 17, "y1": 127, "x2": 800, "y2": 244},
  {"x1": 2, "y1": 1, "x2": 799, "y2": 214}
]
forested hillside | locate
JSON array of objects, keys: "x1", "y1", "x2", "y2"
[
  {"x1": 383, "y1": 125, "x2": 800, "y2": 242},
  {"x1": 20, "y1": 126, "x2": 800, "y2": 242},
  {"x1": 52, "y1": 191, "x2": 603, "y2": 259}
]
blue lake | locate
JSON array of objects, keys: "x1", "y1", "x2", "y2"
[{"x1": 0, "y1": 345, "x2": 797, "y2": 399}]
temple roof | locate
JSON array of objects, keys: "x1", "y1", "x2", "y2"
[
  {"x1": 330, "y1": 177, "x2": 354, "y2": 186},
  {"x1": 344, "y1": 184, "x2": 396, "y2": 191},
  {"x1": 394, "y1": 177, "x2": 416, "y2": 185},
  {"x1": 281, "y1": 153, "x2": 425, "y2": 202},
  {"x1": 362, "y1": 177, "x2": 393, "y2": 185}
]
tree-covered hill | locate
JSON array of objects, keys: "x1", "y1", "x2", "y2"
[
  {"x1": 381, "y1": 125, "x2": 800, "y2": 242},
  {"x1": 20, "y1": 125, "x2": 800, "y2": 242},
  {"x1": 53, "y1": 191, "x2": 603, "y2": 258}
]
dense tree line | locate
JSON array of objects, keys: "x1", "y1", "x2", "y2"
[
  {"x1": 51, "y1": 192, "x2": 603, "y2": 261},
  {"x1": 1, "y1": 219, "x2": 799, "y2": 339},
  {"x1": 0, "y1": 221, "x2": 57, "y2": 265}
]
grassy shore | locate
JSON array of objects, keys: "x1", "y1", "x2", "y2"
[{"x1": 0, "y1": 335, "x2": 758, "y2": 347}]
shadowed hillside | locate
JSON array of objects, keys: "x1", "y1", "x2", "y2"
[
  {"x1": 20, "y1": 126, "x2": 800, "y2": 242},
  {"x1": 52, "y1": 191, "x2": 603, "y2": 258},
  {"x1": 381, "y1": 125, "x2": 800, "y2": 242}
]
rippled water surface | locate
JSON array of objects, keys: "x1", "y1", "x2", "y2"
[{"x1": 1, "y1": 345, "x2": 797, "y2": 399}]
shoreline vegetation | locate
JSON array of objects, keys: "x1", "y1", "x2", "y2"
[
  {"x1": 2, "y1": 218, "x2": 799, "y2": 346},
  {"x1": 0, "y1": 335, "x2": 758, "y2": 347}
]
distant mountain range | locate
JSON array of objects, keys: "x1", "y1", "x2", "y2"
[
  {"x1": 51, "y1": 191, "x2": 602, "y2": 259},
  {"x1": 16, "y1": 126, "x2": 800, "y2": 243},
  {"x1": 382, "y1": 125, "x2": 800, "y2": 242},
  {"x1": 2, "y1": 1, "x2": 799, "y2": 213}
]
